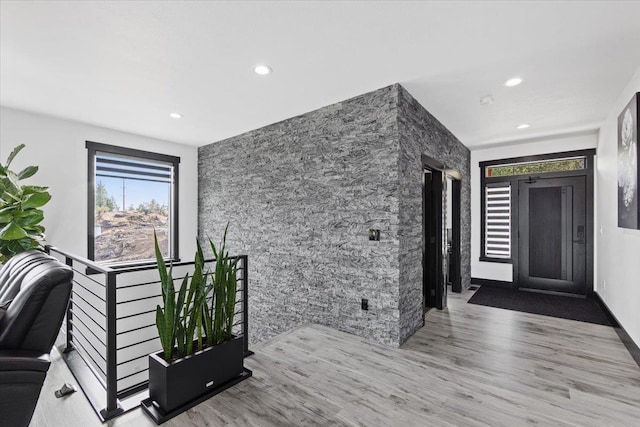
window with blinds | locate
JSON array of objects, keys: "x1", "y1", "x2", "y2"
[
  {"x1": 484, "y1": 184, "x2": 511, "y2": 259},
  {"x1": 87, "y1": 142, "x2": 179, "y2": 265}
]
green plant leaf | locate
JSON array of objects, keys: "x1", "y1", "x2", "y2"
[
  {"x1": 0, "y1": 210, "x2": 12, "y2": 224},
  {"x1": 4, "y1": 171, "x2": 21, "y2": 194},
  {"x1": 154, "y1": 231, "x2": 169, "y2": 294},
  {"x1": 18, "y1": 210, "x2": 44, "y2": 226},
  {"x1": 3, "y1": 191, "x2": 22, "y2": 203},
  {"x1": 17, "y1": 166, "x2": 38, "y2": 180},
  {"x1": 156, "y1": 306, "x2": 171, "y2": 361},
  {"x1": 0, "y1": 221, "x2": 28, "y2": 240},
  {"x1": 22, "y1": 185, "x2": 49, "y2": 195},
  {"x1": 17, "y1": 238, "x2": 39, "y2": 250},
  {"x1": 21, "y1": 192, "x2": 51, "y2": 209},
  {"x1": 5, "y1": 144, "x2": 25, "y2": 167},
  {"x1": 23, "y1": 224, "x2": 45, "y2": 234},
  {"x1": 176, "y1": 323, "x2": 185, "y2": 358}
]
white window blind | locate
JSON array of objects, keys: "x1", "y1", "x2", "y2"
[{"x1": 485, "y1": 185, "x2": 511, "y2": 259}]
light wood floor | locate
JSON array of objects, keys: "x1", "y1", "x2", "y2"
[{"x1": 32, "y1": 289, "x2": 640, "y2": 426}]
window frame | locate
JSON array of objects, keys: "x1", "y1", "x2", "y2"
[
  {"x1": 479, "y1": 149, "x2": 595, "y2": 264},
  {"x1": 483, "y1": 182, "x2": 512, "y2": 260},
  {"x1": 86, "y1": 141, "x2": 180, "y2": 266}
]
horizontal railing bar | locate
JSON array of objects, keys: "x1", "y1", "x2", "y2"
[
  {"x1": 72, "y1": 338, "x2": 108, "y2": 379},
  {"x1": 69, "y1": 316, "x2": 106, "y2": 346},
  {"x1": 110, "y1": 257, "x2": 231, "y2": 275},
  {"x1": 69, "y1": 306, "x2": 106, "y2": 333},
  {"x1": 73, "y1": 280, "x2": 106, "y2": 303},
  {"x1": 117, "y1": 323, "x2": 155, "y2": 336},
  {"x1": 116, "y1": 279, "x2": 174, "y2": 289},
  {"x1": 117, "y1": 294, "x2": 162, "y2": 304},
  {"x1": 117, "y1": 367, "x2": 149, "y2": 382},
  {"x1": 71, "y1": 291, "x2": 106, "y2": 317},
  {"x1": 111, "y1": 261, "x2": 245, "y2": 276},
  {"x1": 117, "y1": 353, "x2": 149, "y2": 367},
  {"x1": 73, "y1": 330, "x2": 107, "y2": 375},
  {"x1": 117, "y1": 335, "x2": 157, "y2": 351},
  {"x1": 45, "y1": 245, "x2": 114, "y2": 274},
  {"x1": 72, "y1": 268, "x2": 107, "y2": 288},
  {"x1": 71, "y1": 325, "x2": 107, "y2": 361},
  {"x1": 118, "y1": 288, "x2": 241, "y2": 306},
  {"x1": 117, "y1": 308, "x2": 155, "y2": 321},
  {"x1": 113, "y1": 270, "x2": 243, "y2": 291}
]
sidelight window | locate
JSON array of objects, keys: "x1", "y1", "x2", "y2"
[{"x1": 484, "y1": 184, "x2": 511, "y2": 259}]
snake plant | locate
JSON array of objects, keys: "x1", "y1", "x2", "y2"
[
  {"x1": 0, "y1": 144, "x2": 51, "y2": 263},
  {"x1": 202, "y1": 223, "x2": 238, "y2": 346},
  {"x1": 154, "y1": 224, "x2": 238, "y2": 362}
]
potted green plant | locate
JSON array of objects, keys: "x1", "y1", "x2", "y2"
[
  {"x1": 0, "y1": 144, "x2": 51, "y2": 263},
  {"x1": 146, "y1": 226, "x2": 245, "y2": 417}
]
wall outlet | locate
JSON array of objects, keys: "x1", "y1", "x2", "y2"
[{"x1": 361, "y1": 298, "x2": 369, "y2": 311}]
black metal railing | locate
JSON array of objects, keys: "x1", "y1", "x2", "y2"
[{"x1": 45, "y1": 245, "x2": 251, "y2": 422}]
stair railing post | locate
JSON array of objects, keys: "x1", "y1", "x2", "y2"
[{"x1": 100, "y1": 271, "x2": 123, "y2": 420}]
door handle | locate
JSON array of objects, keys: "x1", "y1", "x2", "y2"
[{"x1": 573, "y1": 239, "x2": 584, "y2": 244}]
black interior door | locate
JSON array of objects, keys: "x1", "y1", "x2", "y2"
[
  {"x1": 518, "y1": 176, "x2": 587, "y2": 295},
  {"x1": 423, "y1": 169, "x2": 445, "y2": 310},
  {"x1": 450, "y1": 178, "x2": 462, "y2": 293}
]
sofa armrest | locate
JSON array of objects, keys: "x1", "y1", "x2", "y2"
[{"x1": 0, "y1": 350, "x2": 50, "y2": 372}]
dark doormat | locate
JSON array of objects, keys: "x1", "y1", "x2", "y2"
[{"x1": 468, "y1": 286, "x2": 612, "y2": 326}]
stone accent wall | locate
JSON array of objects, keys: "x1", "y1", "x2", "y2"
[
  {"x1": 198, "y1": 84, "x2": 470, "y2": 347},
  {"x1": 397, "y1": 86, "x2": 471, "y2": 344},
  {"x1": 199, "y1": 86, "x2": 402, "y2": 346}
]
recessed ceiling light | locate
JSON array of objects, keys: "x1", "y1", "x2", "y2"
[
  {"x1": 169, "y1": 112, "x2": 183, "y2": 119},
  {"x1": 505, "y1": 77, "x2": 523, "y2": 87},
  {"x1": 516, "y1": 123, "x2": 530, "y2": 129},
  {"x1": 254, "y1": 65, "x2": 272, "y2": 75}
]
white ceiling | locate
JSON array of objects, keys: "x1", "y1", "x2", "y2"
[{"x1": 2, "y1": 1, "x2": 640, "y2": 148}]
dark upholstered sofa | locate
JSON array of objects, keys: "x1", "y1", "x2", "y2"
[{"x1": 0, "y1": 250, "x2": 73, "y2": 427}]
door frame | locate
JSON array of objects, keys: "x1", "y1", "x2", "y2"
[
  {"x1": 422, "y1": 154, "x2": 462, "y2": 312},
  {"x1": 479, "y1": 149, "x2": 596, "y2": 296}
]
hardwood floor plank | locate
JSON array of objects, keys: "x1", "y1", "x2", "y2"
[{"x1": 32, "y1": 288, "x2": 640, "y2": 426}]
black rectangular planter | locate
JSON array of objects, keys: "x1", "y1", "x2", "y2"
[
  {"x1": 148, "y1": 335, "x2": 244, "y2": 413},
  {"x1": 141, "y1": 368, "x2": 252, "y2": 425}
]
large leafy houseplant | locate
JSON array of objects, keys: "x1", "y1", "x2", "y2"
[
  {"x1": 0, "y1": 144, "x2": 51, "y2": 263},
  {"x1": 153, "y1": 224, "x2": 239, "y2": 361}
]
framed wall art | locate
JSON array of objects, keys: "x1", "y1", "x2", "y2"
[{"x1": 618, "y1": 92, "x2": 640, "y2": 229}]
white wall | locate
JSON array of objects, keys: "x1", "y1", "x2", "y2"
[
  {"x1": 596, "y1": 66, "x2": 640, "y2": 347},
  {"x1": 471, "y1": 132, "x2": 598, "y2": 282},
  {"x1": 0, "y1": 107, "x2": 198, "y2": 259}
]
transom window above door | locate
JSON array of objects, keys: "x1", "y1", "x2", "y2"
[{"x1": 485, "y1": 156, "x2": 586, "y2": 178}]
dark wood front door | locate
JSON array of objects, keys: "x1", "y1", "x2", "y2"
[{"x1": 518, "y1": 176, "x2": 587, "y2": 295}]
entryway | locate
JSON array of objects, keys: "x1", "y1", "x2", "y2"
[
  {"x1": 518, "y1": 176, "x2": 587, "y2": 295},
  {"x1": 479, "y1": 149, "x2": 595, "y2": 297}
]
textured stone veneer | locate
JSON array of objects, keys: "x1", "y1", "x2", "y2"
[
  {"x1": 397, "y1": 86, "x2": 471, "y2": 344},
  {"x1": 198, "y1": 84, "x2": 470, "y2": 347}
]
